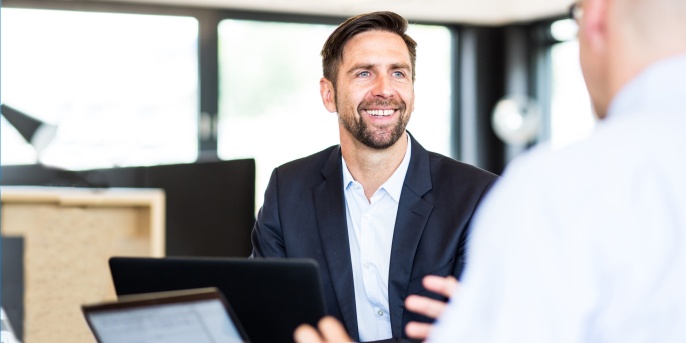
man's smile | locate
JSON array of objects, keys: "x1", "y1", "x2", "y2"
[{"x1": 364, "y1": 109, "x2": 396, "y2": 117}]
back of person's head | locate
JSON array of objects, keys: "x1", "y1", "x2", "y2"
[
  {"x1": 321, "y1": 11, "x2": 417, "y2": 87},
  {"x1": 614, "y1": 0, "x2": 686, "y2": 57},
  {"x1": 578, "y1": 0, "x2": 686, "y2": 117}
]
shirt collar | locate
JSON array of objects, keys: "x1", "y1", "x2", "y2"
[
  {"x1": 607, "y1": 53, "x2": 686, "y2": 120},
  {"x1": 341, "y1": 134, "x2": 412, "y2": 202}
]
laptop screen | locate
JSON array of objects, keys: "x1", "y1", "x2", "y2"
[
  {"x1": 82, "y1": 287, "x2": 249, "y2": 343},
  {"x1": 108, "y1": 257, "x2": 326, "y2": 343}
]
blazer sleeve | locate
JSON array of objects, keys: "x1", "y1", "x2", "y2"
[{"x1": 251, "y1": 168, "x2": 287, "y2": 258}]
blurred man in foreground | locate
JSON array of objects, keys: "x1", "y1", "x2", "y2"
[{"x1": 295, "y1": 0, "x2": 686, "y2": 341}]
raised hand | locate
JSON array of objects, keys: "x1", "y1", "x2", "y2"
[{"x1": 404, "y1": 275, "x2": 459, "y2": 341}]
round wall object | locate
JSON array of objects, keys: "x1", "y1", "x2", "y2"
[{"x1": 491, "y1": 95, "x2": 540, "y2": 146}]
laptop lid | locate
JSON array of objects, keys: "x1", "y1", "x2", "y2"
[
  {"x1": 82, "y1": 287, "x2": 250, "y2": 343},
  {"x1": 109, "y1": 257, "x2": 326, "y2": 343}
]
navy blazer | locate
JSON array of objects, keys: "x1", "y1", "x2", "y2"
[{"x1": 251, "y1": 135, "x2": 497, "y2": 341}]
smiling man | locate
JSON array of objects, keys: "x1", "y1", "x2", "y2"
[{"x1": 251, "y1": 11, "x2": 497, "y2": 342}]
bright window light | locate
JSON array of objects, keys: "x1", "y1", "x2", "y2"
[
  {"x1": 549, "y1": 38, "x2": 596, "y2": 149},
  {"x1": 551, "y1": 18, "x2": 578, "y2": 42},
  {"x1": 1, "y1": 8, "x2": 199, "y2": 169}
]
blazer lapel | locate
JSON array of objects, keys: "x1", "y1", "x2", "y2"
[
  {"x1": 388, "y1": 135, "x2": 434, "y2": 337},
  {"x1": 312, "y1": 146, "x2": 359, "y2": 340}
]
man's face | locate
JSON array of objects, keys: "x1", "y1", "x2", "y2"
[{"x1": 324, "y1": 30, "x2": 415, "y2": 149}]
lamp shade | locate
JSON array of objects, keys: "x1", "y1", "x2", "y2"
[{"x1": 1, "y1": 104, "x2": 57, "y2": 153}]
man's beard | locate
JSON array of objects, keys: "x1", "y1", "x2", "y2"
[{"x1": 337, "y1": 97, "x2": 409, "y2": 150}]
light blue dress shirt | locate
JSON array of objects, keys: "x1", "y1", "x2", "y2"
[{"x1": 342, "y1": 135, "x2": 412, "y2": 342}]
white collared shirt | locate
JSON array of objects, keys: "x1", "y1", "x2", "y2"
[
  {"x1": 429, "y1": 54, "x2": 686, "y2": 343},
  {"x1": 342, "y1": 135, "x2": 412, "y2": 342}
]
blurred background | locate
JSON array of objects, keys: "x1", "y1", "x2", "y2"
[{"x1": 1, "y1": 0, "x2": 594, "y2": 210}]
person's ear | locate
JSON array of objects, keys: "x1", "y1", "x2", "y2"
[
  {"x1": 320, "y1": 77, "x2": 337, "y2": 113},
  {"x1": 581, "y1": 0, "x2": 609, "y2": 51}
]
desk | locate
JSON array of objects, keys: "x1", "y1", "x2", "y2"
[{"x1": 1, "y1": 186, "x2": 165, "y2": 343}]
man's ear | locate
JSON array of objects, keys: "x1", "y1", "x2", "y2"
[
  {"x1": 581, "y1": 0, "x2": 609, "y2": 51},
  {"x1": 320, "y1": 77, "x2": 337, "y2": 113}
]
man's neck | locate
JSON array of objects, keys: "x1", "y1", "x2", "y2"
[{"x1": 340, "y1": 131, "x2": 409, "y2": 201}]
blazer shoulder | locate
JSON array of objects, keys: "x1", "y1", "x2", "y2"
[
  {"x1": 428, "y1": 151, "x2": 499, "y2": 185},
  {"x1": 274, "y1": 145, "x2": 340, "y2": 179}
]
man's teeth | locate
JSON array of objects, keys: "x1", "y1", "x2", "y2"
[{"x1": 367, "y1": 109, "x2": 395, "y2": 116}]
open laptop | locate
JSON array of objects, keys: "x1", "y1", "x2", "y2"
[
  {"x1": 82, "y1": 287, "x2": 250, "y2": 343},
  {"x1": 109, "y1": 257, "x2": 326, "y2": 343}
]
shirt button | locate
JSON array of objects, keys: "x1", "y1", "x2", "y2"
[{"x1": 377, "y1": 310, "x2": 383, "y2": 316}]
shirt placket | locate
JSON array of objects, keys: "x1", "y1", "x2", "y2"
[{"x1": 359, "y1": 191, "x2": 388, "y2": 321}]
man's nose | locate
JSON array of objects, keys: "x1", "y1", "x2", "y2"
[{"x1": 371, "y1": 74, "x2": 393, "y2": 98}]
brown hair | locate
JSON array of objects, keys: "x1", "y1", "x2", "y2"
[{"x1": 321, "y1": 11, "x2": 417, "y2": 87}]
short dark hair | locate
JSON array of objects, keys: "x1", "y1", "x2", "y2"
[{"x1": 321, "y1": 11, "x2": 417, "y2": 87}]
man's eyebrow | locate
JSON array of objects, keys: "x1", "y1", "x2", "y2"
[
  {"x1": 346, "y1": 64, "x2": 374, "y2": 74},
  {"x1": 346, "y1": 63, "x2": 411, "y2": 74},
  {"x1": 390, "y1": 63, "x2": 411, "y2": 71}
]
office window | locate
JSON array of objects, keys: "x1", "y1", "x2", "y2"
[
  {"x1": 217, "y1": 20, "x2": 453, "y2": 207},
  {"x1": 1, "y1": 8, "x2": 199, "y2": 169},
  {"x1": 549, "y1": 19, "x2": 596, "y2": 149},
  {"x1": 406, "y1": 25, "x2": 453, "y2": 156}
]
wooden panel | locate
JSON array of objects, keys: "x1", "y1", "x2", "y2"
[{"x1": 1, "y1": 186, "x2": 165, "y2": 343}]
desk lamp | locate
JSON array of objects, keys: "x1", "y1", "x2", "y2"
[{"x1": 1, "y1": 104, "x2": 57, "y2": 155}]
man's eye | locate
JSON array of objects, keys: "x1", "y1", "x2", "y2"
[
  {"x1": 392, "y1": 71, "x2": 405, "y2": 78},
  {"x1": 358, "y1": 71, "x2": 371, "y2": 77}
]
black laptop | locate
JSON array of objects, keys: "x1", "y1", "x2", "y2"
[
  {"x1": 82, "y1": 287, "x2": 250, "y2": 343},
  {"x1": 109, "y1": 257, "x2": 326, "y2": 343}
]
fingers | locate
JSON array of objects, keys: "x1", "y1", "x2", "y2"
[
  {"x1": 296, "y1": 277, "x2": 458, "y2": 343},
  {"x1": 294, "y1": 324, "x2": 325, "y2": 343},
  {"x1": 405, "y1": 294, "x2": 447, "y2": 319},
  {"x1": 293, "y1": 316, "x2": 353, "y2": 343},
  {"x1": 404, "y1": 276, "x2": 458, "y2": 320},
  {"x1": 318, "y1": 316, "x2": 352, "y2": 342},
  {"x1": 422, "y1": 275, "x2": 459, "y2": 298},
  {"x1": 403, "y1": 276, "x2": 460, "y2": 341},
  {"x1": 405, "y1": 321, "x2": 432, "y2": 341}
]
